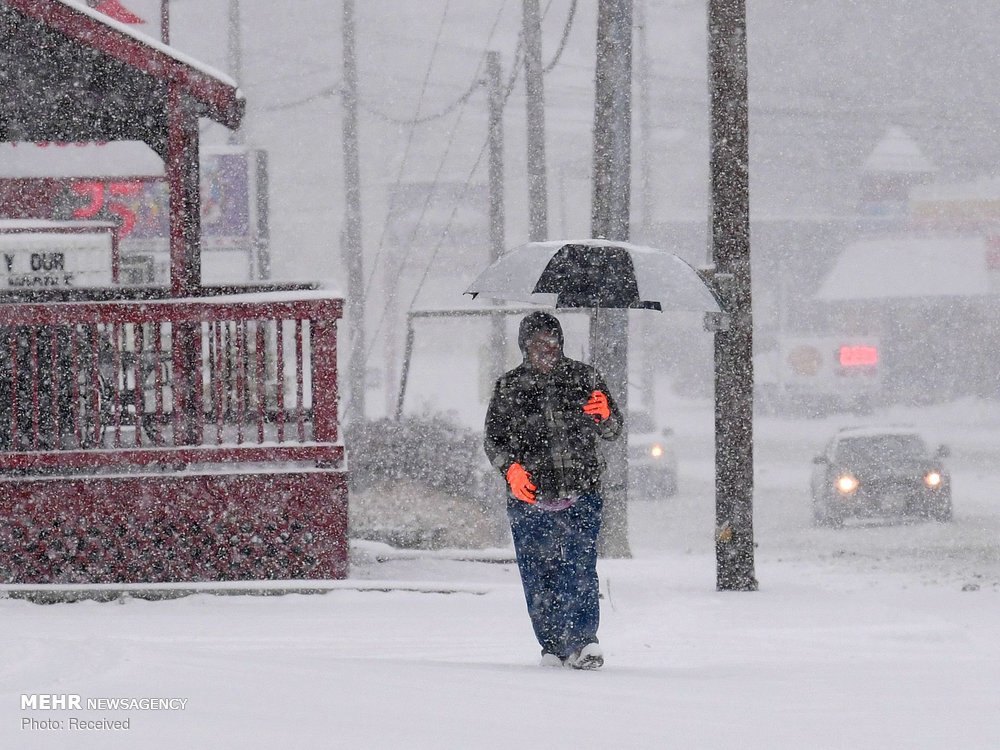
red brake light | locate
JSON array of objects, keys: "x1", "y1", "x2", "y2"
[{"x1": 839, "y1": 345, "x2": 878, "y2": 367}]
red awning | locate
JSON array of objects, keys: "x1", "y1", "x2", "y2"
[{"x1": 92, "y1": 0, "x2": 144, "y2": 25}]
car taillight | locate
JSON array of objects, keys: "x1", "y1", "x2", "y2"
[
  {"x1": 835, "y1": 474, "x2": 859, "y2": 495},
  {"x1": 839, "y1": 345, "x2": 878, "y2": 367},
  {"x1": 924, "y1": 471, "x2": 942, "y2": 488}
]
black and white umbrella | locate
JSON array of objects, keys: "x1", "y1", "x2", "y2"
[{"x1": 464, "y1": 239, "x2": 721, "y2": 312}]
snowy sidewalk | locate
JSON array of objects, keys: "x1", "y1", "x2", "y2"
[{"x1": 3, "y1": 545, "x2": 998, "y2": 749}]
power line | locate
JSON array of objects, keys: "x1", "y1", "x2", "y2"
[
  {"x1": 360, "y1": 0, "x2": 459, "y2": 304},
  {"x1": 358, "y1": 74, "x2": 482, "y2": 126},
  {"x1": 397, "y1": 28, "x2": 525, "y2": 321},
  {"x1": 265, "y1": 83, "x2": 339, "y2": 112},
  {"x1": 359, "y1": 2, "x2": 516, "y2": 368},
  {"x1": 405, "y1": 135, "x2": 492, "y2": 314},
  {"x1": 265, "y1": 0, "x2": 543, "y2": 119},
  {"x1": 542, "y1": 0, "x2": 578, "y2": 73},
  {"x1": 361, "y1": 64, "x2": 520, "y2": 374},
  {"x1": 350, "y1": 0, "x2": 558, "y2": 374}
]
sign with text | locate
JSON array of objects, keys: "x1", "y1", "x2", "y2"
[{"x1": 0, "y1": 231, "x2": 113, "y2": 288}]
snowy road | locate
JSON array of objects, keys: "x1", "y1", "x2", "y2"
[{"x1": 643, "y1": 398, "x2": 1000, "y2": 589}]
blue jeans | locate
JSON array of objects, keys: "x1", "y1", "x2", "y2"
[{"x1": 507, "y1": 492, "x2": 602, "y2": 659}]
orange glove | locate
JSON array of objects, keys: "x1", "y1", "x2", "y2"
[
  {"x1": 583, "y1": 390, "x2": 611, "y2": 422},
  {"x1": 506, "y1": 462, "x2": 537, "y2": 504}
]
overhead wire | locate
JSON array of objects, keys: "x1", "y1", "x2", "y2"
[
  {"x1": 400, "y1": 0, "x2": 577, "y2": 310},
  {"x1": 358, "y1": 70, "x2": 483, "y2": 126},
  {"x1": 359, "y1": 0, "x2": 457, "y2": 305},
  {"x1": 542, "y1": 0, "x2": 578, "y2": 74},
  {"x1": 359, "y1": 1, "x2": 517, "y2": 371},
  {"x1": 266, "y1": 83, "x2": 339, "y2": 112},
  {"x1": 402, "y1": 0, "x2": 577, "y2": 317},
  {"x1": 402, "y1": 136, "x2": 492, "y2": 315},
  {"x1": 355, "y1": 0, "x2": 577, "y2": 385},
  {"x1": 401, "y1": 0, "x2": 574, "y2": 318},
  {"x1": 403, "y1": 44, "x2": 524, "y2": 316}
]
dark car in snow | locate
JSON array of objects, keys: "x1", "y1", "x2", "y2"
[
  {"x1": 627, "y1": 411, "x2": 678, "y2": 497},
  {"x1": 810, "y1": 426, "x2": 952, "y2": 526}
]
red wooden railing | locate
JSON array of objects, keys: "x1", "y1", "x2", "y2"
[
  {"x1": 0, "y1": 294, "x2": 344, "y2": 472},
  {"x1": 0, "y1": 294, "x2": 348, "y2": 584}
]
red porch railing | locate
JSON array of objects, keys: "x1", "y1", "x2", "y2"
[
  {"x1": 0, "y1": 293, "x2": 348, "y2": 584},
  {"x1": 0, "y1": 294, "x2": 343, "y2": 469}
]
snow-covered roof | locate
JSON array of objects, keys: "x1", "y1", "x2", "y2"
[
  {"x1": 0, "y1": 141, "x2": 163, "y2": 179},
  {"x1": 835, "y1": 425, "x2": 922, "y2": 439},
  {"x1": 910, "y1": 177, "x2": 1000, "y2": 202},
  {"x1": 0, "y1": 219, "x2": 117, "y2": 231},
  {"x1": 1, "y1": 0, "x2": 243, "y2": 132},
  {"x1": 862, "y1": 126, "x2": 936, "y2": 174},
  {"x1": 49, "y1": 0, "x2": 239, "y2": 90},
  {"x1": 0, "y1": 142, "x2": 253, "y2": 179},
  {"x1": 815, "y1": 235, "x2": 994, "y2": 300}
]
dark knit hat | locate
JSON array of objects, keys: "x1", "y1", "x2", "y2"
[{"x1": 517, "y1": 311, "x2": 564, "y2": 354}]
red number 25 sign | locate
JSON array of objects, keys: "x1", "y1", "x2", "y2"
[{"x1": 70, "y1": 180, "x2": 142, "y2": 237}]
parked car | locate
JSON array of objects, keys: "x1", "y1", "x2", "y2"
[
  {"x1": 810, "y1": 426, "x2": 951, "y2": 526},
  {"x1": 627, "y1": 411, "x2": 678, "y2": 497}
]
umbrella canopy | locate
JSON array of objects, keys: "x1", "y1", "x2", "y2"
[{"x1": 464, "y1": 239, "x2": 721, "y2": 312}]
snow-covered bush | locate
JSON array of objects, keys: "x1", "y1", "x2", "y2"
[
  {"x1": 345, "y1": 415, "x2": 489, "y2": 499},
  {"x1": 344, "y1": 416, "x2": 507, "y2": 549}
]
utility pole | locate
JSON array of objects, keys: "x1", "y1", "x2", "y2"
[
  {"x1": 635, "y1": 0, "x2": 653, "y2": 241},
  {"x1": 341, "y1": 0, "x2": 366, "y2": 421},
  {"x1": 487, "y1": 51, "x2": 508, "y2": 386},
  {"x1": 160, "y1": 0, "x2": 169, "y2": 44},
  {"x1": 522, "y1": 0, "x2": 548, "y2": 241},
  {"x1": 591, "y1": 0, "x2": 633, "y2": 559},
  {"x1": 223, "y1": 0, "x2": 269, "y2": 281},
  {"x1": 227, "y1": 0, "x2": 243, "y2": 145},
  {"x1": 708, "y1": 0, "x2": 757, "y2": 591},
  {"x1": 634, "y1": 0, "x2": 655, "y2": 415}
]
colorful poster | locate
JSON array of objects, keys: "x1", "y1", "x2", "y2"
[{"x1": 54, "y1": 151, "x2": 251, "y2": 250}]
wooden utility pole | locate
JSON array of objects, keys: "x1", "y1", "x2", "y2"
[
  {"x1": 227, "y1": 0, "x2": 243, "y2": 145},
  {"x1": 708, "y1": 0, "x2": 757, "y2": 591},
  {"x1": 634, "y1": 0, "x2": 655, "y2": 415},
  {"x1": 635, "y1": 0, "x2": 653, "y2": 240},
  {"x1": 341, "y1": 0, "x2": 366, "y2": 421},
  {"x1": 523, "y1": 0, "x2": 548, "y2": 241},
  {"x1": 486, "y1": 51, "x2": 508, "y2": 386},
  {"x1": 591, "y1": 0, "x2": 633, "y2": 559},
  {"x1": 160, "y1": 0, "x2": 169, "y2": 43}
]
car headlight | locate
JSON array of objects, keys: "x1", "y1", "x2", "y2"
[
  {"x1": 924, "y1": 471, "x2": 942, "y2": 489},
  {"x1": 835, "y1": 473, "x2": 859, "y2": 495},
  {"x1": 649, "y1": 443, "x2": 663, "y2": 459}
]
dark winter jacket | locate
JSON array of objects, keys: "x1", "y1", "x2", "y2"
[{"x1": 484, "y1": 356, "x2": 623, "y2": 503}]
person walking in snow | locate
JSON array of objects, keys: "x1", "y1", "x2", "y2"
[{"x1": 484, "y1": 311, "x2": 623, "y2": 669}]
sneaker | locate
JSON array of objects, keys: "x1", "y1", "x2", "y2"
[
  {"x1": 565, "y1": 642, "x2": 604, "y2": 670},
  {"x1": 539, "y1": 652, "x2": 565, "y2": 667}
]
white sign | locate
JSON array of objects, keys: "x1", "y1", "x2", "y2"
[{"x1": 0, "y1": 231, "x2": 113, "y2": 288}]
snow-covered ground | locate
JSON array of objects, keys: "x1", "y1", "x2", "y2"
[
  {"x1": 3, "y1": 395, "x2": 999, "y2": 749},
  {"x1": 3, "y1": 544, "x2": 998, "y2": 750}
]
